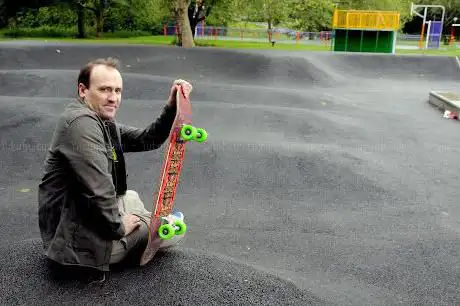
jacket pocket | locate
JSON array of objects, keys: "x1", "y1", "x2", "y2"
[{"x1": 71, "y1": 223, "x2": 98, "y2": 260}]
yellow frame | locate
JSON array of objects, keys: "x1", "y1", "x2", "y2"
[{"x1": 332, "y1": 9, "x2": 400, "y2": 30}]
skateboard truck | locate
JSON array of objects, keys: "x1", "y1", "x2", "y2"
[
  {"x1": 158, "y1": 216, "x2": 187, "y2": 240},
  {"x1": 179, "y1": 124, "x2": 207, "y2": 142}
]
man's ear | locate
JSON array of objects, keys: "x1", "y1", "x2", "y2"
[{"x1": 78, "y1": 83, "x2": 87, "y2": 99}]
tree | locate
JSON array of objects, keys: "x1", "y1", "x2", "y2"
[
  {"x1": 248, "y1": 0, "x2": 290, "y2": 30},
  {"x1": 334, "y1": 0, "x2": 414, "y2": 25},
  {"x1": 161, "y1": 0, "x2": 227, "y2": 47},
  {"x1": 200, "y1": 0, "x2": 234, "y2": 26},
  {"x1": 287, "y1": 0, "x2": 335, "y2": 31},
  {"x1": 50, "y1": 0, "x2": 130, "y2": 38},
  {"x1": 230, "y1": 0, "x2": 291, "y2": 41},
  {"x1": 175, "y1": 0, "x2": 195, "y2": 47},
  {"x1": 188, "y1": 0, "x2": 205, "y2": 38},
  {"x1": 415, "y1": 0, "x2": 460, "y2": 25},
  {"x1": 0, "y1": 0, "x2": 58, "y2": 27},
  {"x1": 75, "y1": 0, "x2": 121, "y2": 37}
]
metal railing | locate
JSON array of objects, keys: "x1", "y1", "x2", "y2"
[{"x1": 163, "y1": 25, "x2": 334, "y2": 44}]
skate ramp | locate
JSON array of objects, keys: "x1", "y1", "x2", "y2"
[
  {"x1": 0, "y1": 43, "x2": 339, "y2": 88},
  {"x1": 0, "y1": 41, "x2": 459, "y2": 305},
  {"x1": 282, "y1": 51, "x2": 460, "y2": 82},
  {"x1": 0, "y1": 239, "x2": 322, "y2": 305}
]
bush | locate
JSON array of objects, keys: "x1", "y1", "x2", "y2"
[
  {"x1": 3, "y1": 26, "x2": 77, "y2": 38},
  {"x1": 1, "y1": 26, "x2": 157, "y2": 39},
  {"x1": 13, "y1": 6, "x2": 77, "y2": 28},
  {"x1": 98, "y1": 30, "x2": 151, "y2": 38},
  {"x1": 150, "y1": 21, "x2": 169, "y2": 36},
  {"x1": 195, "y1": 40, "x2": 217, "y2": 47},
  {"x1": 6, "y1": 2, "x2": 168, "y2": 37}
]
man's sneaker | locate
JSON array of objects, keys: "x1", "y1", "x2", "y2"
[{"x1": 159, "y1": 211, "x2": 186, "y2": 249}]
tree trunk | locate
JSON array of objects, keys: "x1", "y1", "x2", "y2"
[
  {"x1": 95, "y1": 9, "x2": 104, "y2": 37},
  {"x1": 267, "y1": 18, "x2": 272, "y2": 42},
  {"x1": 176, "y1": 0, "x2": 195, "y2": 48},
  {"x1": 0, "y1": 0, "x2": 6, "y2": 28},
  {"x1": 76, "y1": 5, "x2": 86, "y2": 38}
]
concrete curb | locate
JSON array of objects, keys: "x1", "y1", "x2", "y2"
[{"x1": 428, "y1": 91, "x2": 460, "y2": 113}]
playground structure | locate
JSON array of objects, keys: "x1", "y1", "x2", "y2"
[
  {"x1": 331, "y1": 9, "x2": 400, "y2": 53},
  {"x1": 410, "y1": 3, "x2": 446, "y2": 49}
]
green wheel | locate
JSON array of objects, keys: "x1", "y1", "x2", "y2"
[
  {"x1": 180, "y1": 124, "x2": 196, "y2": 141},
  {"x1": 193, "y1": 128, "x2": 208, "y2": 143},
  {"x1": 174, "y1": 220, "x2": 187, "y2": 235},
  {"x1": 158, "y1": 224, "x2": 175, "y2": 240}
]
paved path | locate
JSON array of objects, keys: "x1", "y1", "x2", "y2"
[{"x1": 0, "y1": 41, "x2": 459, "y2": 305}]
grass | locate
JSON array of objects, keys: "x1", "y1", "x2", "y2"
[
  {"x1": 0, "y1": 33, "x2": 333, "y2": 51},
  {"x1": 0, "y1": 34, "x2": 175, "y2": 45},
  {"x1": 1, "y1": 33, "x2": 459, "y2": 56},
  {"x1": 196, "y1": 38, "x2": 332, "y2": 51},
  {"x1": 396, "y1": 47, "x2": 460, "y2": 56}
]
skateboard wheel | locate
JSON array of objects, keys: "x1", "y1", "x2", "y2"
[
  {"x1": 180, "y1": 124, "x2": 196, "y2": 141},
  {"x1": 194, "y1": 128, "x2": 208, "y2": 143},
  {"x1": 159, "y1": 224, "x2": 175, "y2": 240},
  {"x1": 174, "y1": 219, "x2": 187, "y2": 235}
]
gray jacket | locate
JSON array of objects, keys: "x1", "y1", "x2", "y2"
[{"x1": 38, "y1": 99, "x2": 176, "y2": 271}]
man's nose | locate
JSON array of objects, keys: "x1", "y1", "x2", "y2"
[{"x1": 107, "y1": 92, "x2": 117, "y2": 102}]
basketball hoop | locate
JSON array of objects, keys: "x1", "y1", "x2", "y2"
[{"x1": 410, "y1": 2, "x2": 446, "y2": 49}]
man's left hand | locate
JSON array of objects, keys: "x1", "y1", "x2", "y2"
[{"x1": 167, "y1": 79, "x2": 193, "y2": 107}]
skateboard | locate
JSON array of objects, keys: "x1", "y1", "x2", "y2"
[{"x1": 140, "y1": 83, "x2": 207, "y2": 266}]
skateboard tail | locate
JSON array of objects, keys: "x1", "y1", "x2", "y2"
[{"x1": 140, "y1": 217, "x2": 161, "y2": 266}]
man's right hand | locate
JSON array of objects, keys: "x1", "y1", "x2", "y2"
[
  {"x1": 167, "y1": 79, "x2": 193, "y2": 107},
  {"x1": 122, "y1": 214, "x2": 141, "y2": 236}
]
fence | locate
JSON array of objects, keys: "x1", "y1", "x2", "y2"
[
  {"x1": 163, "y1": 24, "x2": 460, "y2": 49},
  {"x1": 163, "y1": 24, "x2": 334, "y2": 45}
]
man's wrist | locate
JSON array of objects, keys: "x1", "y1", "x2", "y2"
[{"x1": 167, "y1": 98, "x2": 176, "y2": 108}]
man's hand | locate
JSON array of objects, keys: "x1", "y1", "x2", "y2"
[
  {"x1": 167, "y1": 79, "x2": 193, "y2": 107},
  {"x1": 122, "y1": 214, "x2": 141, "y2": 236}
]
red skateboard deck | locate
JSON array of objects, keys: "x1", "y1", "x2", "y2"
[{"x1": 140, "y1": 83, "x2": 207, "y2": 266}]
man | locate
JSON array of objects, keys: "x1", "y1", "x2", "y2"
[
  {"x1": 189, "y1": 0, "x2": 206, "y2": 38},
  {"x1": 38, "y1": 57, "x2": 190, "y2": 272}
]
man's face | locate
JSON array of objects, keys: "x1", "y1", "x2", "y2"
[{"x1": 78, "y1": 64, "x2": 123, "y2": 121}]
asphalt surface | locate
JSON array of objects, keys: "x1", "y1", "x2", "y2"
[{"x1": 0, "y1": 41, "x2": 459, "y2": 305}]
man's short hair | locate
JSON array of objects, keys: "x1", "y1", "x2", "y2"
[{"x1": 77, "y1": 57, "x2": 121, "y2": 89}]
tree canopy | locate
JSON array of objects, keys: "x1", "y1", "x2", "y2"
[{"x1": 1, "y1": 0, "x2": 460, "y2": 45}]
